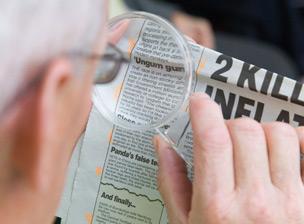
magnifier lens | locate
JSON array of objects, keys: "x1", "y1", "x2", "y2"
[{"x1": 93, "y1": 12, "x2": 192, "y2": 130}]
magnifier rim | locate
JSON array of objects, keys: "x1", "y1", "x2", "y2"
[{"x1": 93, "y1": 11, "x2": 193, "y2": 131}]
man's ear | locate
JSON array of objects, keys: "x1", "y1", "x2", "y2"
[{"x1": 11, "y1": 58, "x2": 74, "y2": 192}]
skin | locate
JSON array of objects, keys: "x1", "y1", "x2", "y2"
[
  {"x1": 154, "y1": 92, "x2": 304, "y2": 223},
  {"x1": 0, "y1": 12, "x2": 107, "y2": 224},
  {"x1": 171, "y1": 11, "x2": 215, "y2": 49}
]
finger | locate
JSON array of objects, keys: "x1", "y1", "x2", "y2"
[
  {"x1": 227, "y1": 118, "x2": 270, "y2": 187},
  {"x1": 184, "y1": 35, "x2": 196, "y2": 44},
  {"x1": 153, "y1": 135, "x2": 192, "y2": 223},
  {"x1": 264, "y1": 122, "x2": 301, "y2": 189},
  {"x1": 296, "y1": 127, "x2": 304, "y2": 184},
  {"x1": 189, "y1": 92, "x2": 234, "y2": 196},
  {"x1": 108, "y1": 20, "x2": 129, "y2": 45},
  {"x1": 197, "y1": 21, "x2": 215, "y2": 48}
]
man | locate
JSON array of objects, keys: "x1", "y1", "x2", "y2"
[
  {"x1": 0, "y1": 1, "x2": 303, "y2": 224},
  {"x1": 0, "y1": 1, "x2": 106, "y2": 223}
]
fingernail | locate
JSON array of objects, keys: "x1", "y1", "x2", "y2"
[{"x1": 152, "y1": 136, "x2": 160, "y2": 160}]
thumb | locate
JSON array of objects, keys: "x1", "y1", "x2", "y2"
[
  {"x1": 108, "y1": 20, "x2": 129, "y2": 45},
  {"x1": 153, "y1": 135, "x2": 192, "y2": 223}
]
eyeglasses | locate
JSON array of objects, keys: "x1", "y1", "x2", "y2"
[
  {"x1": 75, "y1": 43, "x2": 130, "y2": 84},
  {"x1": 0, "y1": 43, "x2": 130, "y2": 118}
]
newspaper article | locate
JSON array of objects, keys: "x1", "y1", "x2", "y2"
[
  {"x1": 114, "y1": 19, "x2": 188, "y2": 125},
  {"x1": 56, "y1": 19, "x2": 304, "y2": 223},
  {"x1": 57, "y1": 107, "x2": 167, "y2": 224}
]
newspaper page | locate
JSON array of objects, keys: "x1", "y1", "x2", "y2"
[
  {"x1": 164, "y1": 44, "x2": 304, "y2": 164},
  {"x1": 56, "y1": 19, "x2": 304, "y2": 223},
  {"x1": 56, "y1": 106, "x2": 166, "y2": 224}
]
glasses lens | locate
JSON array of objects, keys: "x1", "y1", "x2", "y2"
[
  {"x1": 93, "y1": 12, "x2": 193, "y2": 130},
  {"x1": 94, "y1": 45, "x2": 123, "y2": 83}
]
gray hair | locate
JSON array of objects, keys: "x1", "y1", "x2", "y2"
[{"x1": 0, "y1": 0, "x2": 106, "y2": 111}]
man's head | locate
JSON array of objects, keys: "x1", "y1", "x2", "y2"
[{"x1": 0, "y1": 1, "x2": 107, "y2": 223}]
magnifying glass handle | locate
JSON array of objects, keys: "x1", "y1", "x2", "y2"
[{"x1": 155, "y1": 126, "x2": 194, "y2": 167}]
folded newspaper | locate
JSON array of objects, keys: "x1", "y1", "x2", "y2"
[{"x1": 56, "y1": 21, "x2": 304, "y2": 224}]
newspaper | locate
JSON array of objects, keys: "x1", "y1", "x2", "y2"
[
  {"x1": 165, "y1": 43, "x2": 304, "y2": 164},
  {"x1": 56, "y1": 20, "x2": 304, "y2": 224}
]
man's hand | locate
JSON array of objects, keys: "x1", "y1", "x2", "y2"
[
  {"x1": 171, "y1": 12, "x2": 215, "y2": 49},
  {"x1": 154, "y1": 93, "x2": 304, "y2": 223}
]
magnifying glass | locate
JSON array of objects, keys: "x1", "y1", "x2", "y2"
[
  {"x1": 93, "y1": 12, "x2": 193, "y2": 132},
  {"x1": 92, "y1": 12, "x2": 304, "y2": 166}
]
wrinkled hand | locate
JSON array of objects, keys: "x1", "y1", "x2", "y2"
[
  {"x1": 154, "y1": 93, "x2": 304, "y2": 224},
  {"x1": 171, "y1": 12, "x2": 215, "y2": 49}
]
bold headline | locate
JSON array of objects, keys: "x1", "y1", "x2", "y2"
[{"x1": 200, "y1": 54, "x2": 304, "y2": 126}]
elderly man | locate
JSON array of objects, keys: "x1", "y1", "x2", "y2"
[{"x1": 0, "y1": 1, "x2": 303, "y2": 224}]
